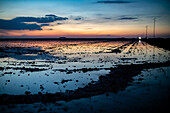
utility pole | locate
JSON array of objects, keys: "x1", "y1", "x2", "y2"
[
  {"x1": 153, "y1": 18, "x2": 156, "y2": 38},
  {"x1": 145, "y1": 25, "x2": 148, "y2": 39}
]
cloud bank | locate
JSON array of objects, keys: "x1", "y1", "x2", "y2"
[
  {"x1": 0, "y1": 19, "x2": 42, "y2": 30},
  {"x1": 0, "y1": 15, "x2": 68, "y2": 30},
  {"x1": 97, "y1": 0, "x2": 132, "y2": 4},
  {"x1": 118, "y1": 17, "x2": 137, "y2": 20}
]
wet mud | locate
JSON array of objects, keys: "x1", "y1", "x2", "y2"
[{"x1": 0, "y1": 61, "x2": 169, "y2": 105}]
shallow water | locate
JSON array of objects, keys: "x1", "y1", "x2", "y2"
[
  {"x1": 0, "y1": 40, "x2": 170, "y2": 95},
  {"x1": 1, "y1": 66, "x2": 169, "y2": 113}
]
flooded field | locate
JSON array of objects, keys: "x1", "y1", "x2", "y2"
[
  {"x1": 0, "y1": 40, "x2": 169, "y2": 95},
  {"x1": 0, "y1": 40, "x2": 170, "y2": 113},
  {"x1": 1, "y1": 66, "x2": 169, "y2": 113}
]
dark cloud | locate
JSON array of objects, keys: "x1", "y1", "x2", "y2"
[
  {"x1": 104, "y1": 17, "x2": 112, "y2": 19},
  {"x1": 57, "y1": 23, "x2": 63, "y2": 25},
  {"x1": 0, "y1": 14, "x2": 68, "y2": 30},
  {"x1": 97, "y1": 0, "x2": 132, "y2": 4},
  {"x1": 70, "y1": 16, "x2": 84, "y2": 21},
  {"x1": 12, "y1": 15, "x2": 68, "y2": 23},
  {"x1": 0, "y1": 19, "x2": 42, "y2": 30},
  {"x1": 74, "y1": 17, "x2": 84, "y2": 20},
  {"x1": 118, "y1": 17, "x2": 137, "y2": 20},
  {"x1": 45, "y1": 14, "x2": 57, "y2": 17},
  {"x1": 40, "y1": 24, "x2": 50, "y2": 26}
]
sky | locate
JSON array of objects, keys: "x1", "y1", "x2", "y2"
[{"x1": 0, "y1": 0, "x2": 170, "y2": 38}]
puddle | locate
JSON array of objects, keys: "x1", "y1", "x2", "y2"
[{"x1": 0, "y1": 66, "x2": 169, "y2": 113}]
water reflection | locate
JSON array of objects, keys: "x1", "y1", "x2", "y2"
[{"x1": 0, "y1": 40, "x2": 169, "y2": 95}]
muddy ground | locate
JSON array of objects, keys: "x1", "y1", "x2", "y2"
[{"x1": 0, "y1": 61, "x2": 170, "y2": 105}]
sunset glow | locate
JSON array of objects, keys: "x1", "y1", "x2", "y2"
[{"x1": 0, "y1": 0, "x2": 170, "y2": 38}]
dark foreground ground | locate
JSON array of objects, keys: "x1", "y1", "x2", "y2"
[{"x1": 143, "y1": 38, "x2": 170, "y2": 50}]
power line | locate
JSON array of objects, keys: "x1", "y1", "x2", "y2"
[
  {"x1": 146, "y1": 25, "x2": 148, "y2": 39},
  {"x1": 153, "y1": 18, "x2": 156, "y2": 38}
]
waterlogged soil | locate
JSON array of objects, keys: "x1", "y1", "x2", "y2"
[
  {"x1": 0, "y1": 40, "x2": 170, "y2": 112},
  {"x1": 0, "y1": 40, "x2": 169, "y2": 95},
  {"x1": 0, "y1": 61, "x2": 170, "y2": 105}
]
